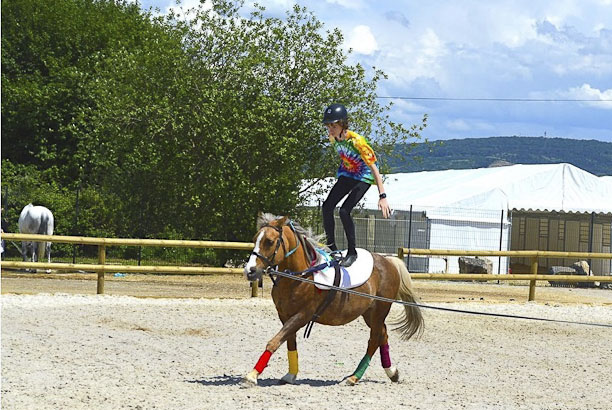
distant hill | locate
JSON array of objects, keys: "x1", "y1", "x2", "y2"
[{"x1": 390, "y1": 137, "x2": 612, "y2": 176}]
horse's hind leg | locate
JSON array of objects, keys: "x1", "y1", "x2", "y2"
[
  {"x1": 379, "y1": 325, "x2": 400, "y2": 382},
  {"x1": 347, "y1": 301, "x2": 393, "y2": 386},
  {"x1": 21, "y1": 242, "x2": 30, "y2": 272},
  {"x1": 23, "y1": 242, "x2": 36, "y2": 272}
]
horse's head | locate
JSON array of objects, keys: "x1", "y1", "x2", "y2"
[{"x1": 244, "y1": 215, "x2": 292, "y2": 281}]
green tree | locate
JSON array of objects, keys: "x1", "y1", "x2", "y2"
[
  {"x1": 1, "y1": 0, "x2": 166, "y2": 183},
  {"x1": 2, "y1": 0, "x2": 188, "y2": 239},
  {"x1": 2, "y1": 0, "x2": 426, "y2": 261}
]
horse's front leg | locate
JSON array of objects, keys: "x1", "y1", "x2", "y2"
[
  {"x1": 279, "y1": 332, "x2": 298, "y2": 385},
  {"x1": 244, "y1": 313, "x2": 308, "y2": 386}
]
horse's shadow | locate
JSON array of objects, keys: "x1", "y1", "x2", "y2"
[{"x1": 187, "y1": 374, "x2": 363, "y2": 387}]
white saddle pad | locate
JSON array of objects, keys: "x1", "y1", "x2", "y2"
[{"x1": 312, "y1": 248, "x2": 373, "y2": 290}]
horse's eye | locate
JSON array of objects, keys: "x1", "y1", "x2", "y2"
[{"x1": 264, "y1": 239, "x2": 274, "y2": 247}]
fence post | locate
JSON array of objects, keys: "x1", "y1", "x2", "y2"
[
  {"x1": 72, "y1": 184, "x2": 80, "y2": 264},
  {"x1": 528, "y1": 255, "x2": 538, "y2": 301},
  {"x1": 367, "y1": 215, "x2": 375, "y2": 251},
  {"x1": 97, "y1": 245, "x2": 106, "y2": 295},
  {"x1": 407, "y1": 205, "x2": 413, "y2": 271},
  {"x1": 588, "y1": 212, "x2": 594, "y2": 273},
  {"x1": 498, "y1": 210, "x2": 504, "y2": 276},
  {"x1": 251, "y1": 280, "x2": 258, "y2": 297}
]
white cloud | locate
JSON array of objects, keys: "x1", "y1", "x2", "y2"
[
  {"x1": 445, "y1": 119, "x2": 496, "y2": 132},
  {"x1": 446, "y1": 119, "x2": 471, "y2": 131},
  {"x1": 377, "y1": 28, "x2": 448, "y2": 89},
  {"x1": 565, "y1": 84, "x2": 612, "y2": 109},
  {"x1": 419, "y1": 29, "x2": 447, "y2": 61},
  {"x1": 346, "y1": 25, "x2": 378, "y2": 55},
  {"x1": 325, "y1": 0, "x2": 366, "y2": 10}
]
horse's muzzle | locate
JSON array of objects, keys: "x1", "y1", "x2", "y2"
[{"x1": 245, "y1": 266, "x2": 263, "y2": 282}]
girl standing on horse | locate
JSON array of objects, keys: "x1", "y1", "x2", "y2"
[{"x1": 322, "y1": 103, "x2": 391, "y2": 267}]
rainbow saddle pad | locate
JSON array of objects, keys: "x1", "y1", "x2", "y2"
[{"x1": 312, "y1": 248, "x2": 373, "y2": 290}]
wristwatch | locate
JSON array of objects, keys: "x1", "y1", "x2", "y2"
[{"x1": 379, "y1": 193, "x2": 387, "y2": 199}]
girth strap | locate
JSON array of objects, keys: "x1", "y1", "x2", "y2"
[{"x1": 303, "y1": 263, "x2": 342, "y2": 338}]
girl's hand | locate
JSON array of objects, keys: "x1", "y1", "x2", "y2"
[{"x1": 379, "y1": 197, "x2": 391, "y2": 218}]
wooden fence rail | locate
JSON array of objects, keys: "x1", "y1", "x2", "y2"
[
  {"x1": 1, "y1": 233, "x2": 255, "y2": 295},
  {"x1": 2, "y1": 233, "x2": 611, "y2": 301},
  {"x1": 399, "y1": 247, "x2": 612, "y2": 301}
]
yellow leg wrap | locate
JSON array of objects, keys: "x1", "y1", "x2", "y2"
[{"x1": 288, "y1": 350, "x2": 299, "y2": 375}]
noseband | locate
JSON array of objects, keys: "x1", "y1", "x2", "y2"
[{"x1": 251, "y1": 222, "x2": 300, "y2": 270}]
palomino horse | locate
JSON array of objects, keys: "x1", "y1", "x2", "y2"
[
  {"x1": 243, "y1": 214, "x2": 423, "y2": 386},
  {"x1": 18, "y1": 203, "x2": 54, "y2": 271}
]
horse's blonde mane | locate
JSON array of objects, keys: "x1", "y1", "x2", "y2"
[{"x1": 256, "y1": 213, "x2": 329, "y2": 253}]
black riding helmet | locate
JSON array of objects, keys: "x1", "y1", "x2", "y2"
[{"x1": 322, "y1": 103, "x2": 348, "y2": 124}]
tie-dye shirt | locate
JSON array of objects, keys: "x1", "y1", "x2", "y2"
[{"x1": 332, "y1": 130, "x2": 377, "y2": 184}]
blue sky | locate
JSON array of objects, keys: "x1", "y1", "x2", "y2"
[{"x1": 136, "y1": 0, "x2": 612, "y2": 143}]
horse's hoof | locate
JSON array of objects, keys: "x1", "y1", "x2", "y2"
[
  {"x1": 346, "y1": 375, "x2": 359, "y2": 386},
  {"x1": 279, "y1": 373, "x2": 297, "y2": 385},
  {"x1": 241, "y1": 376, "x2": 258, "y2": 387},
  {"x1": 385, "y1": 366, "x2": 400, "y2": 382},
  {"x1": 241, "y1": 369, "x2": 259, "y2": 387},
  {"x1": 241, "y1": 378, "x2": 257, "y2": 388}
]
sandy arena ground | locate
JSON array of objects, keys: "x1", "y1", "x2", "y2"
[{"x1": 2, "y1": 272, "x2": 612, "y2": 409}]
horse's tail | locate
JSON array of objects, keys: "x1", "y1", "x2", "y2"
[{"x1": 386, "y1": 256, "x2": 424, "y2": 341}]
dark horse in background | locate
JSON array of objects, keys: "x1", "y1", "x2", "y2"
[
  {"x1": 18, "y1": 203, "x2": 54, "y2": 272},
  {"x1": 243, "y1": 213, "x2": 423, "y2": 386}
]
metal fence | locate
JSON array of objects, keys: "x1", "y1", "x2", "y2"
[{"x1": 315, "y1": 204, "x2": 612, "y2": 277}]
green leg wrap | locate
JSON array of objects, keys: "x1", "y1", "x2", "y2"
[{"x1": 353, "y1": 354, "x2": 372, "y2": 380}]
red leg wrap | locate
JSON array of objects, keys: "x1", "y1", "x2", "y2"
[{"x1": 254, "y1": 350, "x2": 273, "y2": 373}]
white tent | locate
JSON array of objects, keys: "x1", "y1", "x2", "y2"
[
  {"x1": 359, "y1": 163, "x2": 612, "y2": 215},
  {"x1": 303, "y1": 163, "x2": 612, "y2": 214},
  {"x1": 302, "y1": 163, "x2": 612, "y2": 274}
]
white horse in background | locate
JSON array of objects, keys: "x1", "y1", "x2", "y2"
[{"x1": 18, "y1": 203, "x2": 54, "y2": 272}]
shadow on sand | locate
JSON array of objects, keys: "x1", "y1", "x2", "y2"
[{"x1": 188, "y1": 374, "x2": 387, "y2": 387}]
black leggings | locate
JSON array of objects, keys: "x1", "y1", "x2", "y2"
[{"x1": 322, "y1": 176, "x2": 371, "y2": 252}]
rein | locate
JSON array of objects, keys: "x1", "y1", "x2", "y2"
[{"x1": 266, "y1": 268, "x2": 612, "y2": 329}]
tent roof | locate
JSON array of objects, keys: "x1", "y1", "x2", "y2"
[{"x1": 302, "y1": 163, "x2": 612, "y2": 215}]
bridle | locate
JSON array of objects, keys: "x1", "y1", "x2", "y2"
[{"x1": 251, "y1": 222, "x2": 300, "y2": 270}]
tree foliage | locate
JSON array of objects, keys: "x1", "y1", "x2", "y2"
[{"x1": 1, "y1": 0, "x2": 425, "y2": 259}]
